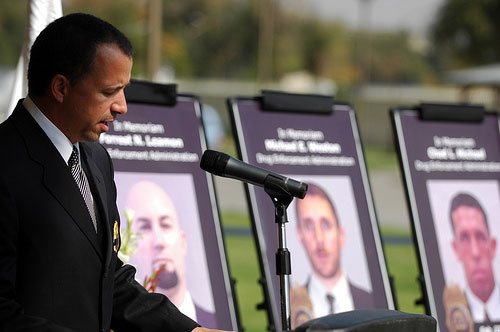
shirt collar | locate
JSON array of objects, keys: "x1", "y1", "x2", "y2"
[
  {"x1": 465, "y1": 283, "x2": 500, "y2": 322},
  {"x1": 23, "y1": 96, "x2": 79, "y2": 165},
  {"x1": 177, "y1": 290, "x2": 198, "y2": 322},
  {"x1": 308, "y1": 272, "x2": 354, "y2": 317}
]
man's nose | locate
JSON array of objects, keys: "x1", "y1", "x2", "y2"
[
  {"x1": 152, "y1": 228, "x2": 165, "y2": 249},
  {"x1": 314, "y1": 226, "x2": 324, "y2": 244},
  {"x1": 111, "y1": 90, "x2": 127, "y2": 115},
  {"x1": 470, "y1": 237, "x2": 481, "y2": 257}
]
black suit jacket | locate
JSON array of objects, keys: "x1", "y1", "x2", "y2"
[
  {"x1": 350, "y1": 282, "x2": 374, "y2": 309},
  {"x1": 0, "y1": 101, "x2": 198, "y2": 332}
]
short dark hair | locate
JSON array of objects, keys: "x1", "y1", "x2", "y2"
[
  {"x1": 28, "y1": 13, "x2": 134, "y2": 97},
  {"x1": 449, "y1": 192, "x2": 489, "y2": 235},
  {"x1": 295, "y1": 182, "x2": 340, "y2": 228}
]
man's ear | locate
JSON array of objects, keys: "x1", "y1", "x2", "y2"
[
  {"x1": 295, "y1": 223, "x2": 305, "y2": 245},
  {"x1": 490, "y1": 237, "x2": 497, "y2": 260},
  {"x1": 181, "y1": 230, "x2": 187, "y2": 256},
  {"x1": 339, "y1": 226, "x2": 345, "y2": 250},
  {"x1": 452, "y1": 239, "x2": 460, "y2": 260},
  {"x1": 50, "y1": 74, "x2": 69, "y2": 103}
]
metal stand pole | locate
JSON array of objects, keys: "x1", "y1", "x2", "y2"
[{"x1": 264, "y1": 175, "x2": 293, "y2": 332}]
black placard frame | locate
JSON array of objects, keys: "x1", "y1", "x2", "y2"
[
  {"x1": 101, "y1": 80, "x2": 241, "y2": 331},
  {"x1": 228, "y1": 93, "x2": 395, "y2": 332},
  {"x1": 390, "y1": 103, "x2": 500, "y2": 332}
]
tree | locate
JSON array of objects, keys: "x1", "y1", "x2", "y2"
[
  {"x1": 432, "y1": 0, "x2": 500, "y2": 69},
  {"x1": 63, "y1": 0, "x2": 148, "y2": 76},
  {"x1": 0, "y1": 0, "x2": 28, "y2": 66},
  {"x1": 162, "y1": 0, "x2": 260, "y2": 78}
]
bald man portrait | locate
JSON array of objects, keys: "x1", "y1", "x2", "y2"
[{"x1": 125, "y1": 180, "x2": 217, "y2": 328}]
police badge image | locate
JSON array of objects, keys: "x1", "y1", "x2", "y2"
[
  {"x1": 443, "y1": 285, "x2": 473, "y2": 332},
  {"x1": 290, "y1": 285, "x2": 313, "y2": 329}
]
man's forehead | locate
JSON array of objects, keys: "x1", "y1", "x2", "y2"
[
  {"x1": 297, "y1": 196, "x2": 338, "y2": 226},
  {"x1": 452, "y1": 206, "x2": 488, "y2": 230},
  {"x1": 299, "y1": 196, "x2": 335, "y2": 215}
]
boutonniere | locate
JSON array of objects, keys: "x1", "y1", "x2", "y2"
[{"x1": 116, "y1": 208, "x2": 139, "y2": 263}]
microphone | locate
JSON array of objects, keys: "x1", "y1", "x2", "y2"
[{"x1": 200, "y1": 150, "x2": 307, "y2": 199}]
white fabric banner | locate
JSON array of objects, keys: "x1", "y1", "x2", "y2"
[{"x1": 8, "y1": 0, "x2": 62, "y2": 115}]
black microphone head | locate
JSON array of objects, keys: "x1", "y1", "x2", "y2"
[
  {"x1": 297, "y1": 182, "x2": 308, "y2": 199},
  {"x1": 200, "y1": 150, "x2": 230, "y2": 176}
]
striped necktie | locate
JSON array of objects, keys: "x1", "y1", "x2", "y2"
[
  {"x1": 68, "y1": 146, "x2": 97, "y2": 232},
  {"x1": 484, "y1": 308, "x2": 491, "y2": 324}
]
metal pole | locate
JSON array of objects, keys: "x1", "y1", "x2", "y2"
[
  {"x1": 147, "y1": 0, "x2": 162, "y2": 81},
  {"x1": 257, "y1": 0, "x2": 275, "y2": 83},
  {"x1": 276, "y1": 203, "x2": 291, "y2": 331}
]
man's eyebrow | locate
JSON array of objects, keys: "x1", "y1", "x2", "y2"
[
  {"x1": 136, "y1": 217, "x2": 151, "y2": 223},
  {"x1": 106, "y1": 81, "x2": 130, "y2": 91},
  {"x1": 159, "y1": 215, "x2": 173, "y2": 222}
]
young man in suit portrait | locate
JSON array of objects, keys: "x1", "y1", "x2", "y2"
[
  {"x1": 450, "y1": 192, "x2": 500, "y2": 323},
  {"x1": 0, "y1": 13, "x2": 229, "y2": 332},
  {"x1": 291, "y1": 183, "x2": 373, "y2": 324},
  {"x1": 125, "y1": 180, "x2": 217, "y2": 328}
]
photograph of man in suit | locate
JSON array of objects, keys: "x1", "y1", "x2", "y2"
[
  {"x1": 0, "y1": 13, "x2": 228, "y2": 332},
  {"x1": 293, "y1": 183, "x2": 373, "y2": 319},
  {"x1": 450, "y1": 192, "x2": 500, "y2": 323},
  {"x1": 125, "y1": 180, "x2": 217, "y2": 328}
]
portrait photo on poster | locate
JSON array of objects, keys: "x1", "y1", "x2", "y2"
[
  {"x1": 427, "y1": 179, "x2": 500, "y2": 325},
  {"x1": 286, "y1": 174, "x2": 373, "y2": 324},
  {"x1": 114, "y1": 172, "x2": 216, "y2": 322}
]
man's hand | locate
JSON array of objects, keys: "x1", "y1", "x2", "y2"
[{"x1": 192, "y1": 327, "x2": 234, "y2": 332}]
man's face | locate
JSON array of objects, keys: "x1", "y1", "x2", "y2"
[
  {"x1": 296, "y1": 195, "x2": 345, "y2": 280},
  {"x1": 127, "y1": 183, "x2": 187, "y2": 290},
  {"x1": 59, "y1": 43, "x2": 132, "y2": 143},
  {"x1": 452, "y1": 206, "x2": 496, "y2": 300}
]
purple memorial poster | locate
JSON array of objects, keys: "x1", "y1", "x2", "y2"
[
  {"x1": 100, "y1": 91, "x2": 239, "y2": 331},
  {"x1": 229, "y1": 97, "x2": 394, "y2": 330},
  {"x1": 392, "y1": 108, "x2": 500, "y2": 332}
]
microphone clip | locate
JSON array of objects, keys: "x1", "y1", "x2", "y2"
[{"x1": 264, "y1": 173, "x2": 294, "y2": 212}]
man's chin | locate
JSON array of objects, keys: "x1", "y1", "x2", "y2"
[
  {"x1": 81, "y1": 133, "x2": 101, "y2": 142},
  {"x1": 313, "y1": 267, "x2": 336, "y2": 280},
  {"x1": 470, "y1": 269, "x2": 490, "y2": 283},
  {"x1": 157, "y1": 269, "x2": 179, "y2": 290}
]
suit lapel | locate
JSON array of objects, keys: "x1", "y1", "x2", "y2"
[
  {"x1": 80, "y1": 143, "x2": 113, "y2": 268},
  {"x1": 11, "y1": 104, "x2": 103, "y2": 261}
]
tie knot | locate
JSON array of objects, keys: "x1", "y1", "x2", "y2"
[{"x1": 69, "y1": 146, "x2": 79, "y2": 168}]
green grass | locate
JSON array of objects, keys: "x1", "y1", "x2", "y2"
[
  {"x1": 384, "y1": 244, "x2": 425, "y2": 315},
  {"x1": 221, "y1": 210, "x2": 251, "y2": 228},
  {"x1": 364, "y1": 145, "x2": 399, "y2": 171},
  {"x1": 222, "y1": 212, "x2": 426, "y2": 332},
  {"x1": 225, "y1": 236, "x2": 268, "y2": 332}
]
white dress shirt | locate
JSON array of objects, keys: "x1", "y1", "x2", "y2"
[
  {"x1": 466, "y1": 283, "x2": 500, "y2": 323},
  {"x1": 23, "y1": 96, "x2": 76, "y2": 165},
  {"x1": 178, "y1": 291, "x2": 198, "y2": 322},
  {"x1": 308, "y1": 273, "x2": 354, "y2": 318}
]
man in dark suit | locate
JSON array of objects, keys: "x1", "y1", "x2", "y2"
[
  {"x1": 0, "y1": 13, "x2": 229, "y2": 332},
  {"x1": 125, "y1": 181, "x2": 217, "y2": 328},
  {"x1": 291, "y1": 183, "x2": 373, "y2": 323}
]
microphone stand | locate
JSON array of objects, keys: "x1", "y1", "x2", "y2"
[{"x1": 264, "y1": 174, "x2": 294, "y2": 332}]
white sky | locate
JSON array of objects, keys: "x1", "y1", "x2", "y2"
[{"x1": 285, "y1": 0, "x2": 446, "y2": 35}]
